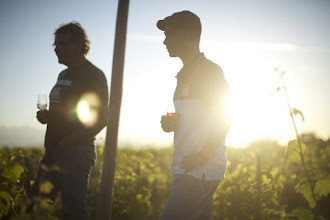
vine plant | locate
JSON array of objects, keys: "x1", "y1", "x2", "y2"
[{"x1": 274, "y1": 67, "x2": 317, "y2": 205}]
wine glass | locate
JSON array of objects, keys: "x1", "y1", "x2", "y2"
[
  {"x1": 37, "y1": 94, "x2": 47, "y2": 111},
  {"x1": 166, "y1": 100, "x2": 177, "y2": 117}
]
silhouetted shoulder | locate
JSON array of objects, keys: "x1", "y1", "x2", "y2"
[
  {"x1": 198, "y1": 58, "x2": 230, "y2": 104},
  {"x1": 85, "y1": 62, "x2": 107, "y2": 80},
  {"x1": 198, "y1": 58, "x2": 227, "y2": 89},
  {"x1": 58, "y1": 69, "x2": 68, "y2": 80},
  {"x1": 85, "y1": 62, "x2": 109, "y2": 102},
  {"x1": 202, "y1": 58, "x2": 225, "y2": 80}
]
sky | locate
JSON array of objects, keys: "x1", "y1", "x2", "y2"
[{"x1": 0, "y1": 0, "x2": 329, "y2": 148}]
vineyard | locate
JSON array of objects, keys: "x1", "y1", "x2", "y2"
[{"x1": 0, "y1": 133, "x2": 329, "y2": 219}]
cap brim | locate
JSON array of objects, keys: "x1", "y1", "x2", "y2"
[{"x1": 157, "y1": 20, "x2": 166, "y2": 31}]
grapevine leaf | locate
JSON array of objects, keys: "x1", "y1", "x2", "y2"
[
  {"x1": 292, "y1": 207, "x2": 314, "y2": 220},
  {"x1": 0, "y1": 191, "x2": 11, "y2": 217},
  {"x1": 314, "y1": 176, "x2": 330, "y2": 197},
  {"x1": 291, "y1": 108, "x2": 304, "y2": 122},
  {"x1": 40, "y1": 180, "x2": 54, "y2": 194},
  {"x1": 3, "y1": 164, "x2": 24, "y2": 181}
]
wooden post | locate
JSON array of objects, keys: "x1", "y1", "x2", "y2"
[
  {"x1": 96, "y1": 0, "x2": 130, "y2": 219},
  {"x1": 256, "y1": 155, "x2": 264, "y2": 220}
]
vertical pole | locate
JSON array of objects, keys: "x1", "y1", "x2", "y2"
[
  {"x1": 96, "y1": 0, "x2": 130, "y2": 219},
  {"x1": 256, "y1": 155, "x2": 263, "y2": 220}
]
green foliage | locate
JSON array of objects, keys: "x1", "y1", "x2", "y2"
[
  {"x1": 0, "y1": 191, "x2": 11, "y2": 218},
  {"x1": 39, "y1": 180, "x2": 54, "y2": 194},
  {"x1": 0, "y1": 133, "x2": 329, "y2": 219},
  {"x1": 3, "y1": 164, "x2": 24, "y2": 182},
  {"x1": 286, "y1": 207, "x2": 314, "y2": 220}
]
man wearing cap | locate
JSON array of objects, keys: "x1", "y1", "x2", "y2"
[{"x1": 158, "y1": 11, "x2": 231, "y2": 220}]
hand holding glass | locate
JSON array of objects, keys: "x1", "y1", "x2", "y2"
[
  {"x1": 166, "y1": 100, "x2": 177, "y2": 117},
  {"x1": 162, "y1": 100, "x2": 178, "y2": 132},
  {"x1": 37, "y1": 94, "x2": 47, "y2": 110}
]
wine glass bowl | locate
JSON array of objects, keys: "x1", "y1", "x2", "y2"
[
  {"x1": 166, "y1": 100, "x2": 178, "y2": 118},
  {"x1": 37, "y1": 94, "x2": 47, "y2": 110}
]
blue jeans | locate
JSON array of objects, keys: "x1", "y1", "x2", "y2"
[
  {"x1": 159, "y1": 174, "x2": 220, "y2": 220},
  {"x1": 30, "y1": 143, "x2": 96, "y2": 220}
]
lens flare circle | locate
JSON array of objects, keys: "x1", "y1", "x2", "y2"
[
  {"x1": 77, "y1": 100, "x2": 90, "y2": 123},
  {"x1": 76, "y1": 92, "x2": 100, "y2": 127}
]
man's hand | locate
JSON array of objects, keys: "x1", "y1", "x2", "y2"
[
  {"x1": 36, "y1": 110, "x2": 49, "y2": 124},
  {"x1": 160, "y1": 114, "x2": 178, "y2": 133},
  {"x1": 180, "y1": 152, "x2": 209, "y2": 173}
]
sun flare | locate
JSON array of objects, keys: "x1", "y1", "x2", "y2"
[
  {"x1": 77, "y1": 92, "x2": 100, "y2": 127},
  {"x1": 218, "y1": 52, "x2": 295, "y2": 147},
  {"x1": 77, "y1": 100, "x2": 90, "y2": 123}
]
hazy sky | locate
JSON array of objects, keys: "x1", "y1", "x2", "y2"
[{"x1": 1, "y1": 0, "x2": 329, "y2": 147}]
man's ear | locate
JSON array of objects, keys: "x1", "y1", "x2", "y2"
[
  {"x1": 185, "y1": 31, "x2": 199, "y2": 44},
  {"x1": 184, "y1": 31, "x2": 193, "y2": 42},
  {"x1": 70, "y1": 39, "x2": 84, "y2": 54}
]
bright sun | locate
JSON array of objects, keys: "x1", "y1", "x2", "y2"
[
  {"x1": 225, "y1": 89, "x2": 293, "y2": 146},
  {"x1": 217, "y1": 51, "x2": 296, "y2": 147}
]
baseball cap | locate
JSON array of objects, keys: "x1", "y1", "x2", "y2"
[{"x1": 157, "y1": 10, "x2": 201, "y2": 33}]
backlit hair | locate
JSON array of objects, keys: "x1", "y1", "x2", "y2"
[{"x1": 54, "y1": 21, "x2": 90, "y2": 55}]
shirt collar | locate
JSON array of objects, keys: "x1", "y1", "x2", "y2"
[{"x1": 185, "y1": 53, "x2": 205, "y2": 67}]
